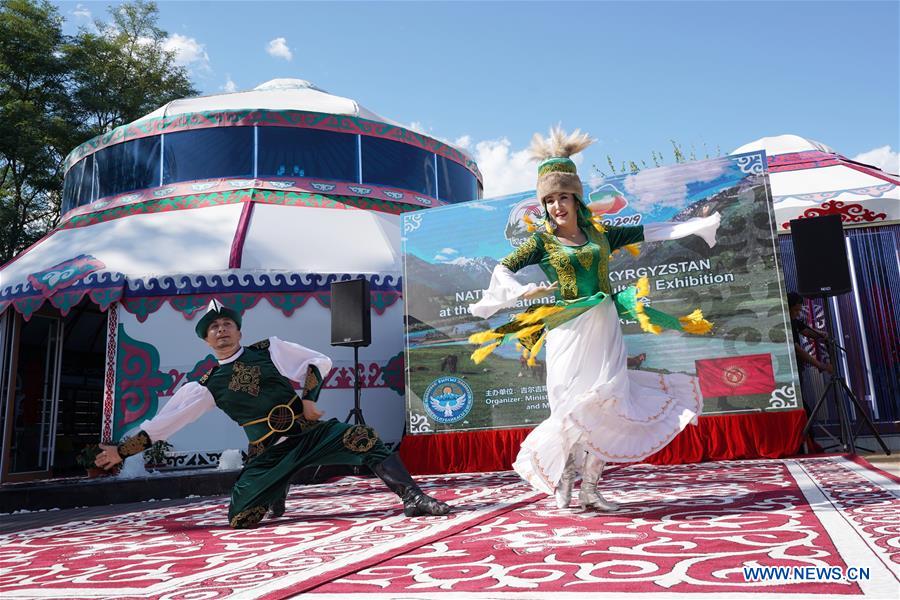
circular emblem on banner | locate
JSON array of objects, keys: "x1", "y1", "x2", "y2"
[
  {"x1": 504, "y1": 198, "x2": 544, "y2": 248},
  {"x1": 723, "y1": 365, "x2": 747, "y2": 387},
  {"x1": 423, "y1": 376, "x2": 474, "y2": 424}
]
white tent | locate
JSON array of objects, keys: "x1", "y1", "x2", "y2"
[{"x1": 731, "y1": 135, "x2": 899, "y2": 232}]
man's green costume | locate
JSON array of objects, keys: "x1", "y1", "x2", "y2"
[{"x1": 110, "y1": 301, "x2": 450, "y2": 528}]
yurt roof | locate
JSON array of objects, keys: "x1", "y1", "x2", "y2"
[
  {"x1": 729, "y1": 135, "x2": 899, "y2": 232},
  {"x1": 142, "y1": 79, "x2": 399, "y2": 126},
  {"x1": 63, "y1": 78, "x2": 477, "y2": 173},
  {"x1": 0, "y1": 203, "x2": 402, "y2": 320}
]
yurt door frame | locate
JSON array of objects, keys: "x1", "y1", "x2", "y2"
[{"x1": 0, "y1": 310, "x2": 64, "y2": 482}]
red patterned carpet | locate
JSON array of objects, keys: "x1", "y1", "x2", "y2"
[{"x1": 0, "y1": 456, "x2": 897, "y2": 599}]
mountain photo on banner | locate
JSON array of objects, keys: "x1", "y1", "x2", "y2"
[{"x1": 402, "y1": 152, "x2": 801, "y2": 435}]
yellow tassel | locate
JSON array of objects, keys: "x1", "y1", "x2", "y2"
[
  {"x1": 471, "y1": 341, "x2": 501, "y2": 364},
  {"x1": 681, "y1": 319, "x2": 713, "y2": 335},
  {"x1": 468, "y1": 330, "x2": 503, "y2": 345},
  {"x1": 679, "y1": 309, "x2": 713, "y2": 335},
  {"x1": 523, "y1": 214, "x2": 537, "y2": 233},
  {"x1": 515, "y1": 342, "x2": 524, "y2": 352},
  {"x1": 512, "y1": 304, "x2": 565, "y2": 325},
  {"x1": 527, "y1": 332, "x2": 547, "y2": 366},
  {"x1": 635, "y1": 276, "x2": 650, "y2": 298},
  {"x1": 590, "y1": 215, "x2": 606, "y2": 234},
  {"x1": 624, "y1": 243, "x2": 641, "y2": 256},
  {"x1": 513, "y1": 324, "x2": 544, "y2": 340},
  {"x1": 636, "y1": 311, "x2": 663, "y2": 335},
  {"x1": 544, "y1": 220, "x2": 554, "y2": 233}
]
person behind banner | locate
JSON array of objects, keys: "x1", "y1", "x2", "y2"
[
  {"x1": 468, "y1": 126, "x2": 721, "y2": 512},
  {"x1": 93, "y1": 300, "x2": 450, "y2": 528},
  {"x1": 787, "y1": 292, "x2": 833, "y2": 412}
]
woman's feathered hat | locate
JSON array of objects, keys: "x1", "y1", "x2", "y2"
[{"x1": 529, "y1": 125, "x2": 594, "y2": 204}]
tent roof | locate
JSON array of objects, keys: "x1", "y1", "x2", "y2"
[
  {"x1": 0, "y1": 203, "x2": 402, "y2": 319},
  {"x1": 143, "y1": 78, "x2": 399, "y2": 126},
  {"x1": 731, "y1": 134, "x2": 836, "y2": 156},
  {"x1": 729, "y1": 134, "x2": 899, "y2": 232}
]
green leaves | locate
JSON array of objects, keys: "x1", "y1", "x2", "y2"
[{"x1": 0, "y1": 0, "x2": 198, "y2": 262}]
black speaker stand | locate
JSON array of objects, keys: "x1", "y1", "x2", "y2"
[
  {"x1": 344, "y1": 345, "x2": 366, "y2": 426},
  {"x1": 800, "y1": 304, "x2": 890, "y2": 456}
]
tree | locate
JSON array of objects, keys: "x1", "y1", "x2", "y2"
[
  {"x1": 0, "y1": 0, "x2": 72, "y2": 261},
  {"x1": 66, "y1": 1, "x2": 197, "y2": 136},
  {"x1": 0, "y1": 0, "x2": 198, "y2": 263}
]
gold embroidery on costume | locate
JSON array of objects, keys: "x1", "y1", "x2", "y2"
[
  {"x1": 575, "y1": 245, "x2": 594, "y2": 271},
  {"x1": 249, "y1": 339, "x2": 270, "y2": 350},
  {"x1": 342, "y1": 425, "x2": 378, "y2": 453},
  {"x1": 303, "y1": 368, "x2": 320, "y2": 396},
  {"x1": 230, "y1": 505, "x2": 267, "y2": 529},
  {"x1": 117, "y1": 430, "x2": 152, "y2": 458},
  {"x1": 198, "y1": 367, "x2": 215, "y2": 385},
  {"x1": 542, "y1": 235, "x2": 578, "y2": 299},
  {"x1": 229, "y1": 362, "x2": 261, "y2": 396},
  {"x1": 501, "y1": 235, "x2": 540, "y2": 272},
  {"x1": 593, "y1": 230, "x2": 612, "y2": 295}
]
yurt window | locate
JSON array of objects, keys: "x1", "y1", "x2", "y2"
[
  {"x1": 438, "y1": 156, "x2": 478, "y2": 204},
  {"x1": 257, "y1": 127, "x2": 357, "y2": 181},
  {"x1": 162, "y1": 127, "x2": 253, "y2": 184},
  {"x1": 61, "y1": 155, "x2": 96, "y2": 213},
  {"x1": 62, "y1": 158, "x2": 85, "y2": 213},
  {"x1": 93, "y1": 137, "x2": 161, "y2": 199},
  {"x1": 361, "y1": 136, "x2": 437, "y2": 197}
]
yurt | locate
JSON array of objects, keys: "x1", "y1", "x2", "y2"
[
  {"x1": 0, "y1": 79, "x2": 482, "y2": 482},
  {"x1": 731, "y1": 135, "x2": 899, "y2": 436}
]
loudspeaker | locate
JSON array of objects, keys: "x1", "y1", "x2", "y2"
[
  {"x1": 330, "y1": 279, "x2": 371, "y2": 347},
  {"x1": 790, "y1": 215, "x2": 852, "y2": 297}
]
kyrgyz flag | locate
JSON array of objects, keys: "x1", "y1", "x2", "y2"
[{"x1": 695, "y1": 354, "x2": 775, "y2": 398}]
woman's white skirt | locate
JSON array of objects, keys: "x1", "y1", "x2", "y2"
[{"x1": 512, "y1": 297, "x2": 703, "y2": 495}]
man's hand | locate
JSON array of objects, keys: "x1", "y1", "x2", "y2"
[
  {"x1": 523, "y1": 281, "x2": 559, "y2": 300},
  {"x1": 95, "y1": 444, "x2": 123, "y2": 470},
  {"x1": 301, "y1": 399, "x2": 323, "y2": 421},
  {"x1": 818, "y1": 361, "x2": 834, "y2": 375}
]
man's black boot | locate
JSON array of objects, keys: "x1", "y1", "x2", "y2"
[
  {"x1": 371, "y1": 453, "x2": 451, "y2": 517},
  {"x1": 269, "y1": 496, "x2": 286, "y2": 518}
]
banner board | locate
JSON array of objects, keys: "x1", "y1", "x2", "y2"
[{"x1": 403, "y1": 152, "x2": 801, "y2": 435}]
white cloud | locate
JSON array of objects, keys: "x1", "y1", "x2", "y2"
[
  {"x1": 266, "y1": 37, "x2": 293, "y2": 61},
  {"x1": 407, "y1": 121, "x2": 428, "y2": 134},
  {"x1": 623, "y1": 160, "x2": 728, "y2": 212},
  {"x1": 852, "y1": 145, "x2": 900, "y2": 175},
  {"x1": 460, "y1": 137, "x2": 535, "y2": 198},
  {"x1": 162, "y1": 33, "x2": 210, "y2": 71},
  {"x1": 222, "y1": 74, "x2": 237, "y2": 93},
  {"x1": 72, "y1": 3, "x2": 92, "y2": 19},
  {"x1": 438, "y1": 247, "x2": 458, "y2": 256}
]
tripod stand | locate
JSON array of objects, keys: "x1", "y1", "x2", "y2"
[
  {"x1": 800, "y1": 304, "x2": 890, "y2": 456},
  {"x1": 344, "y1": 344, "x2": 366, "y2": 425}
]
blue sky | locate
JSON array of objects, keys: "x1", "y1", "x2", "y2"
[{"x1": 57, "y1": 1, "x2": 899, "y2": 197}]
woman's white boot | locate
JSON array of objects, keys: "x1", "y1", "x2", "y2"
[
  {"x1": 579, "y1": 453, "x2": 619, "y2": 511},
  {"x1": 554, "y1": 453, "x2": 576, "y2": 508}
]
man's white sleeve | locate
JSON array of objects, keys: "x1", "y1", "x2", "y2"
[
  {"x1": 268, "y1": 336, "x2": 333, "y2": 383},
  {"x1": 139, "y1": 382, "x2": 216, "y2": 442}
]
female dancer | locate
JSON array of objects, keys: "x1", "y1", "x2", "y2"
[{"x1": 470, "y1": 127, "x2": 720, "y2": 510}]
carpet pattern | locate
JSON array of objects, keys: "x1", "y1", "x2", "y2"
[{"x1": 0, "y1": 456, "x2": 896, "y2": 599}]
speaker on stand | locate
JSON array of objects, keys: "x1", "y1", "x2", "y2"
[
  {"x1": 330, "y1": 278, "x2": 371, "y2": 426},
  {"x1": 790, "y1": 215, "x2": 889, "y2": 456}
]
